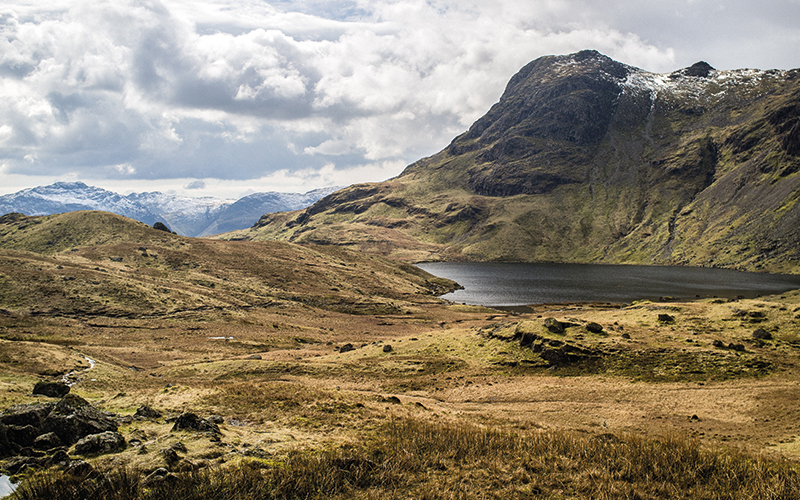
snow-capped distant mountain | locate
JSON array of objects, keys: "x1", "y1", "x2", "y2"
[
  {"x1": 124, "y1": 191, "x2": 235, "y2": 236},
  {"x1": 198, "y1": 187, "x2": 341, "y2": 236},
  {"x1": 0, "y1": 182, "x2": 342, "y2": 237},
  {"x1": 0, "y1": 182, "x2": 163, "y2": 225}
]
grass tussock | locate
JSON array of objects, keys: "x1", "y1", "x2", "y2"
[{"x1": 11, "y1": 418, "x2": 800, "y2": 500}]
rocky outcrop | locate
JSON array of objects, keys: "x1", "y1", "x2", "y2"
[
  {"x1": 170, "y1": 413, "x2": 221, "y2": 435},
  {"x1": 134, "y1": 405, "x2": 162, "y2": 420},
  {"x1": 153, "y1": 222, "x2": 173, "y2": 233},
  {"x1": 752, "y1": 328, "x2": 773, "y2": 340},
  {"x1": 32, "y1": 381, "x2": 70, "y2": 398},
  {"x1": 0, "y1": 394, "x2": 118, "y2": 458},
  {"x1": 43, "y1": 394, "x2": 118, "y2": 446},
  {"x1": 484, "y1": 319, "x2": 606, "y2": 367},
  {"x1": 73, "y1": 431, "x2": 126, "y2": 456}
]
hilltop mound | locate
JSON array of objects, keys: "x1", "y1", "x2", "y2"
[
  {"x1": 231, "y1": 51, "x2": 800, "y2": 273},
  {"x1": 0, "y1": 211, "x2": 456, "y2": 318}
]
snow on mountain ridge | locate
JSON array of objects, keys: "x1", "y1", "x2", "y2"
[{"x1": 0, "y1": 182, "x2": 342, "y2": 236}]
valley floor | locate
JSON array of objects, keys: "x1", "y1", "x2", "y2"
[{"x1": 3, "y1": 290, "x2": 800, "y2": 498}]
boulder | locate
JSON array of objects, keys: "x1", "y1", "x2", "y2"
[
  {"x1": 0, "y1": 402, "x2": 56, "y2": 428},
  {"x1": 160, "y1": 447, "x2": 180, "y2": 465},
  {"x1": 170, "y1": 412, "x2": 221, "y2": 435},
  {"x1": 32, "y1": 432, "x2": 63, "y2": 451},
  {"x1": 142, "y1": 467, "x2": 178, "y2": 487},
  {"x1": 44, "y1": 449, "x2": 71, "y2": 468},
  {"x1": 0, "y1": 422, "x2": 10, "y2": 456},
  {"x1": 657, "y1": 314, "x2": 675, "y2": 323},
  {"x1": 752, "y1": 328, "x2": 773, "y2": 340},
  {"x1": 544, "y1": 318, "x2": 564, "y2": 334},
  {"x1": 518, "y1": 333, "x2": 538, "y2": 347},
  {"x1": 2, "y1": 455, "x2": 42, "y2": 475},
  {"x1": 339, "y1": 343, "x2": 355, "y2": 353},
  {"x1": 382, "y1": 344, "x2": 393, "y2": 353},
  {"x1": 5, "y1": 424, "x2": 39, "y2": 448},
  {"x1": 1, "y1": 403, "x2": 56, "y2": 456},
  {"x1": 153, "y1": 222, "x2": 172, "y2": 233},
  {"x1": 134, "y1": 405, "x2": 162, "y2": 420},
  {"x1": 540, "y1": 348, "x2": 564, "y2": 364},
  {"x1": 42, "y1": 394, "x2": 118, "y2": 445},
  {"x1": 73, "y1": 431, "x2": 126, "y2": 456},
  {"x1": 586, "y1": 322, "x2": 603, "y2": 333},
  {"x1": 64, "y1": 459, "x2": 95, "y2": 477},
  {"x1": 33, "y1": 381, "x2": 70, "y2": 398}
]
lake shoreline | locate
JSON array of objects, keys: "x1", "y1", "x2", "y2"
[{"x1": 416, "y1": 262, "x2": 800, "y2": 307}]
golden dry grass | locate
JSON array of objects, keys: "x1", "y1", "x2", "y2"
[{"x1": 3, "y1": 212, "x2": 800, "y2": 498}]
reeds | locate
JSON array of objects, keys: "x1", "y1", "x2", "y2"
[{"x1": 11, "y1": 417, "x2": 800, "y2": 499}]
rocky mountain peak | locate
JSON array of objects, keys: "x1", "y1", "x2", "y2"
[
  {"x1": 677, "y1": 61, "x2": 715, "y2": 78},
  {"x1": 248, "y1": 51, "x2": 800, "y2": 272}
]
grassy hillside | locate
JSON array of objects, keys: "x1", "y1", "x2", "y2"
[
  {"x1": 3, "y1": 209, "x2": 800, "y2": 498},
  {"x1": 0, "y1": 211, "x2": 456, "y2": 319}
]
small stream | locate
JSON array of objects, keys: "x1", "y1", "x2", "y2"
[{"x1": 60, "y1": 355, "x2": 96, "y2": 386}]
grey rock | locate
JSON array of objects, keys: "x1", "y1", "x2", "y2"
[
  {"x1": 73, "y1": 431, "x2": 126, "y2": 456},
  {"x1": 6, "y1": 424, "x2": 39, "y2": 448},
  {"x1": 153, "y1": 222, "x2": 172, "y2": 233},
  {"x1": 44, "y1": 449, "x2": 70, "y2": 467},
  {"x1": 142, "y1": 467, "x2": 178, "y2": 487},
  {"x1": 2, "y1": 455, "x2": 42, "y2": 474},
  {"x1": 752, "y1": 328, "x2": 773, "y2": 340},
  {"x1": 64, "y1": 459, "x2": 94, "y2": 477},
  {"x1": 33, "y1": 381, "x2": 70, "y2": 398},
  {"x1": 586, "y1": 322, "x2": 603, "y2": 333},
  {"x1": 134, "y1": 405, "x2": 162, "y2": 420},
  {"x1": 0, "y1": 402, "x2": 56, "y2": 428},
  {"x1": 161, "y1": 447, "x2": 180, "y2": 464},
  {"x1": 171, "y1": 412, "x2": 221, "y2": 435},
  {"x1": 32, "y1": 432, "x2": 63, "y2": 451},
  {"x1": 544, "y1": 317, "x2": 564, "y2": 334},
  {"x1": 43, "y1": 394, "x2": 118, "y2": 445}
]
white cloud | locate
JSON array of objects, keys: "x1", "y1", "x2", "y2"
[{"x1": 0, "y1": 0, "x2": 798, "y2": 199}]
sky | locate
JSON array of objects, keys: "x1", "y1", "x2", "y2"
[{"x1": 1, "y1": 0, "x2": 799, "y2": 199}]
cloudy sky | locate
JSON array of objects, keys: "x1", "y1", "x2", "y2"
[{"x1": 1, "y1": 0, "x2": 799, "y2": 199}]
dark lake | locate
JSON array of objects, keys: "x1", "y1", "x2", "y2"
[{"x1": 415, "y1": 262, "x2": 800, "y2": 307}]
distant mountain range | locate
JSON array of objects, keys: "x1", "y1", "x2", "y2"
[
  {"x1": 233, "y1": 50, "x2": 800, "y2": 274},
  {"x1": 0, "y1": 182, "x2": 341, "y2": 237}
]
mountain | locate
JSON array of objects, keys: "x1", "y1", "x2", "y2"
[
  {"x1": 229, "y1": 50, "x2": 800, "y2": 274},
  {"x1": 196, "y1": 187, "x2": 341, "y2": 236},
  {"x1": 0, "y1": 182, "x2": 340, "y2": 237}
]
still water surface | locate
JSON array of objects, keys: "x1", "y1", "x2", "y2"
[
  {"x1": 0, "y1": 475, "x2": 15, "y2": 498},
  {"x1": 415, "y1": 262, "x2": 800, "y2": 306}
]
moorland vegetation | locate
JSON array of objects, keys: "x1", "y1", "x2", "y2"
[{"x1": 4, "y1": 50, "x2": 800, "y2": 499}]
